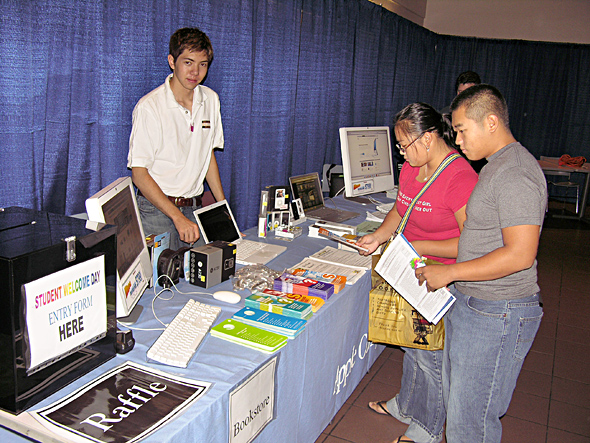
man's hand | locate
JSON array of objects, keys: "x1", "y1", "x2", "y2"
[
  {"x1": 173, "y1": 215, "x2": 201, "y2": 245},
  {"x1": 415, "y1": 264, "x2": 453, "y2": 292}
]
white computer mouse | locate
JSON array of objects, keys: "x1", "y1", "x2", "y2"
[{"x1": 212, "y1": 290, "x2": 241, "y2": 304}]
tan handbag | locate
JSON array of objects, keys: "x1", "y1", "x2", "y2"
[
  {"x1": 367, "y1": 154, "x2": 460, "y2": 350},
  {"x1": 368, "y1": 258, "x2": 444, "y2": 350}
]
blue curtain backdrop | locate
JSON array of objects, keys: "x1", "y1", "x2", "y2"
[{"x1": 2, "y1": 0, "x2": 590, "y2": 230}]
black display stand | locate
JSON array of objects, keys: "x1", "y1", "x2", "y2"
[{"x1": 0, "y1": 207, "x2": 117, "y2": 413}]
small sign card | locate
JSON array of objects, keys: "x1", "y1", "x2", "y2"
[{"x1": 229, "y1": 356, "x2": 278, "y2": 443}]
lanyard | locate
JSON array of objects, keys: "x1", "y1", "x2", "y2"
[{"x1": 380, "y1": 153, "x2": 460, "y2": 254}]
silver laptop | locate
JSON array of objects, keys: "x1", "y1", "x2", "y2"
[
  {"x1": 194, "y1": 200, "x2": 286, "y2": 265},
  {"x1": 289, "y1": 172, "x2": 360, "y2": 223}
]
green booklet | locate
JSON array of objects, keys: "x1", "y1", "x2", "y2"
[{"x1": 210, "y1": 319, "x2": 288, "y2": 354}]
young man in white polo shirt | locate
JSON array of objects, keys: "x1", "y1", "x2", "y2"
[{"x1": 128, "y1": 27, "x2": 225, "y2": 250}]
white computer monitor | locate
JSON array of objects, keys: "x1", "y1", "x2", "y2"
[
  {"x1": 85, "y1": 177, "x2": 152, "y2": 321},
  {"x1": 339, "y1": 126, "x2": 396, "y2": 198}
]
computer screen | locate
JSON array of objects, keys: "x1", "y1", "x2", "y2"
[
  {"x1": 194, "y1": 200, "x2": 241, "y2": 244},
  {"x1": 339, "y1": 126, "x2": 396, "y2": 197},
  {"x1": 85, "y1": 177, "x2": 152, "y2": 320}
]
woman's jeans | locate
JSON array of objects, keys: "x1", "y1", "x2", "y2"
[{"x1": 386, "y1": 347, "x2": 445, "y2": 443}]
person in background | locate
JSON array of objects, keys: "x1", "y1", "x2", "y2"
[
  {"x1": 441, "y1": 71, "x2": 486, "y2": 172},
  {"x1": 358, "y1": 103, "x2": 478, "y2": 443},
  {"x1": 417, "y1": 84, "x2": 547, "y2": 442},
  {"x1": 128, "y1": 27, "x2": 226, "y2": 250},
  {"x1": 440, "y1": 70, "x2": 481, "y2": 115}
]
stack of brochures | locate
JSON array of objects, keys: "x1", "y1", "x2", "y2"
[
  {"x1": 246, "y1": 292, "x2": 313, "y2": 319},
  {"x1": 274, "y1": 272, "x2": 335, "y2": 300},
  {"x1": 210, "y1": 318, "x2": 288, "y2": 353},
  {"x1": 355, "y1": 220, "x2": 381, "y2": 236},
  {"x1": 261, "y1": 289, "x2": 325, "y2": 312},
  {"x1": 289, "y1": 268, "x2": 347, "y2": 293},
  {"x1": 233, "y1": 307, "x2": 307, "y2": 339},
  {"x1": 287, "y1": 246, "x2": 371, "y2": 286}
]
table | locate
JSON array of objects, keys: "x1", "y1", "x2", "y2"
[
  {"x1": 0, "y1": 196, "x2": 389, "y2": 443},
  {"x1": 539, "y1": 157, "x2": 590, "y2": 220}
]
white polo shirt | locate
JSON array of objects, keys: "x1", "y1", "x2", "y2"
[{"x1": 127, "y1": 74, "x2": 224, "y2": 197}]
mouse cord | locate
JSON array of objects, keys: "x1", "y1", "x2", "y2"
[{"x1": 119, "y1": 274, "x2": 218, "y2": 330}]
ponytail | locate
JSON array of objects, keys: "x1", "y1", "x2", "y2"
[{"x1": 394, "y1": 102, "x2": 457, "y2": 150}]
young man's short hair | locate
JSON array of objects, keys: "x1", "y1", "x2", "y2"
[
  {"x1": 455, "y1": 71, "x2": 481, "y2": 93},
  {"x1": 169, "y1": 27, "x2": 214, "y2": 65},
  {"x1": 451, "y1": 84, "x2": 510, "y2": 129}
]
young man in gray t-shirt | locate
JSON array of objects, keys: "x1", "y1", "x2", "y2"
[{"x1": 417, "y1": 84, "x2": 547, "y2": 443}]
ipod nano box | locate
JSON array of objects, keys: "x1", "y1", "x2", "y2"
[
  {"x1": 188, "y1": 244, "x2": 222, "y2": 288},
  {"x1": 259, "y1": 190, "x2": 269, "y2": 216},
  {"x1": 258, "y1": 215, "x2": 267, "y2": 238},
  {"x1": 266, "y1": 185, "x2": 290, "y2": 211},
  {"x1": 208, "y1": 240, "x2": 236, "y2": 282}
]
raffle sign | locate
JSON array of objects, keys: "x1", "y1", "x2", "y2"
[
  {"x1": 32, "y1": 362, "x2": 211, "y2": 443},
  {"x1": 22, "y1": 256, "x2": 107, "y2": 373}
]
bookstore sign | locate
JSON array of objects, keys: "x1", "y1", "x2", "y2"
[{"x1": 229, "y1": 356, "x2": 278, "y2": 443}]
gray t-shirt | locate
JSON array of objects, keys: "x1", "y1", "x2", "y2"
[{"x1": 455, "y1": 142, "x2": 547, "y2": 300}]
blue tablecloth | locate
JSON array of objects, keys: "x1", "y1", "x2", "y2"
[{"x1": 0, "y1": 195, "x2": 391, "y2": 442}]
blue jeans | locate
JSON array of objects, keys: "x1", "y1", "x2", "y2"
[
  {"x1": 137, "y1": 195, "x2": 205, "y2": 251},
  {"x1": 444, "y1": 285, "x2": 543, "y2": 443},
  {"x1": 387, "y1": 347, "x2": 445, "y2": 443}
]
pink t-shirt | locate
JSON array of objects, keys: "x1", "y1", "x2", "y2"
[{"x1": 396, "y1": 153, "x2": 478, "y2": 264}]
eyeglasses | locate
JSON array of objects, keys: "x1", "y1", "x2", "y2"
[{"x1": 396, "y1": 133, "x2": 424, "y2": 154}]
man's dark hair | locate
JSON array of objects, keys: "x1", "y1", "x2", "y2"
[
  {"x1": 169, "y1": 27, "x2": 214, "y2": 65},
  {"x1": 455, "y1": 71, "x2": 481, "y2": 93},
  {"x1": 451, "y1": 84, "x2": 510, "y2": 129}
]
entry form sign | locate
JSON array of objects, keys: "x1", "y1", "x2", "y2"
[{"x1": 22, "y1": 255, "x2": 107, "y2": 373}]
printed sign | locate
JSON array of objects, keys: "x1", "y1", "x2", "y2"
[
  {"x1": 229, "y1": 356, "x2": 277, "y2": 443},
  {"x1": 32, "y1": 362, "x2": 211, "y2": 443},
  {"x1": 23, "y1": 256, "x2": 107, "y2": 373}
]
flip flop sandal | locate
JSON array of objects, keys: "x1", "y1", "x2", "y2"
[
  {"x1": 368, "y1": 400, "x2": 391, "y2": 416},
  {"x1": 395, "y1": 437, "x2": 414, "y2": 443}
]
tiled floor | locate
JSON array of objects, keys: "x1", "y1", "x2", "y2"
[{"x1": 315, "y1": 208, "x2": 590, "y2": 443}]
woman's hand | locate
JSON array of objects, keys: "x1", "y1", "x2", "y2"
[{"x1": 356, "y1": 234, "x2": 382, "y2": 256}]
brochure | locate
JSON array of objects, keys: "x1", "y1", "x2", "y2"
[
  {"x1": 374, "y1": 233, "x2": 455, "y2": 324},
  {"x1": 290, "y1": 256, "x2": 366, "y2": 286},
  {"x1": 317, "y1": 227, "x2": 369, "y2": 252},
  {"x1": 309, "y1": 246, "x2": 372, "y2": 270}
]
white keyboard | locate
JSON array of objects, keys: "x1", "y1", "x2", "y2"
[
  {"x1": 147, "y1": 299, "x2": 221, "y2": 368},
  {"x1": 236, "y1": 239, "x2": 267, "y2": 261}
]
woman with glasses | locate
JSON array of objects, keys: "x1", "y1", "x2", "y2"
[{"x1": 357, "y1": 103, "x2": 478, "y2": 443}]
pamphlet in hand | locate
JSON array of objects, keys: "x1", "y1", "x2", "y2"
[
  {"x1": 318, "y1": 227, "x2": 369, "y2": 253},
  {"x1": 374, "y1": 233, "x2": 455, "y2": 324}
]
